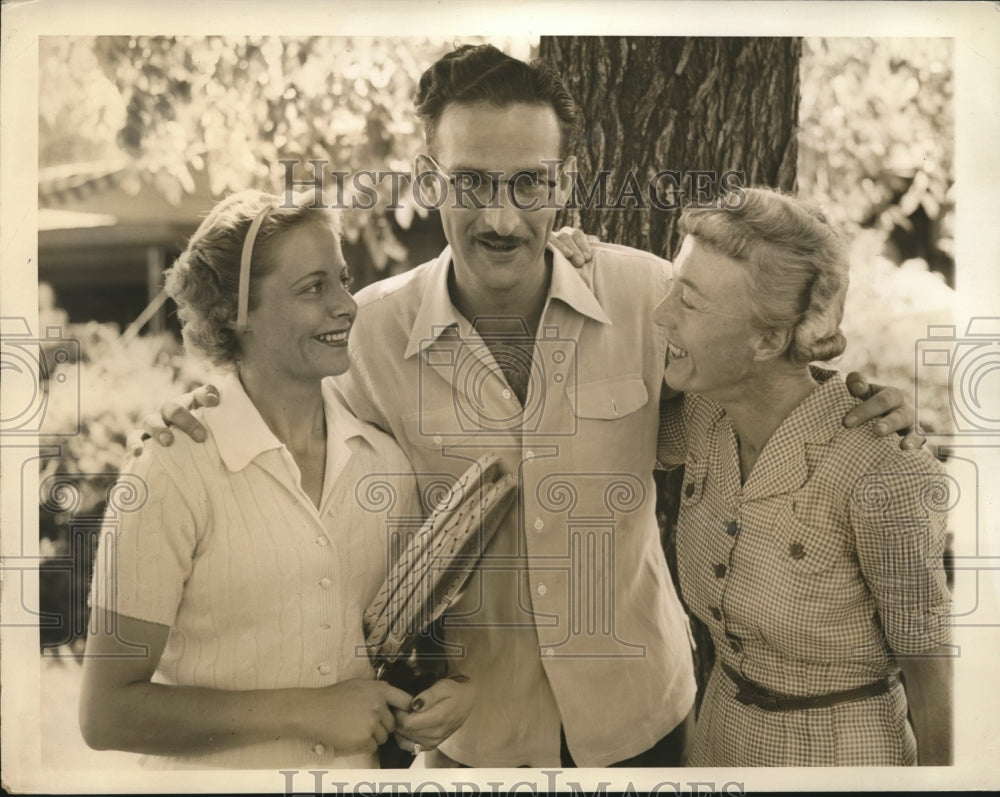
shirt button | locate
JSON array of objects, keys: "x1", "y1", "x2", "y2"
[
  {"x1": 320, "y1": 622, "x2": 332, "y2": 630},
  {"x1": 433, "y1": 434, "x2": 442, "y2": 445},
  {"x1": 316, "y1": 535, "x2": 330, "y2": 546},
  {"x1": 319, "y1": 577, "x2": 332, "y2": 589},
  {"x1": 313, "y1": 743, "x2": 326, "y2": 756},
  {"x1": 713, "y1": 564, "x2": 727, "y2": 579},
  {"x1": 317, "y1": 663, "x2": 332, "y2": 675},
  {"x1": 543, "y1": 648, "x2": 555, "y2": 657},
  {"x1": 537, "y1": 583, "x2": 547, "y2": 596},
  {"x1": 710, "y1": 607, "x2": 722, "y2": 621},
  {"x1": 725, "y1": 521, "x2": 739, "y2": 536},
  {"x1": 525, "y1": 450, "x2": 535, "y2": 460},
  {"x1": 534, "y1": 518, "x2": 544, "y2": 531},
  {"x1": 502, "y1": 388, "x2": 512, "y2": 400}
]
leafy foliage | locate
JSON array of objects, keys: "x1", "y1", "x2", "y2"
[
  {"x1": 40, "y1": 36, "x2": 530, "y2": 271},
  {"x1": 798, "y1": 38, "x2": 955, "y2": 431},
  {"x1": 798, "y1": 38, "x2": 953, "y2": 264}
]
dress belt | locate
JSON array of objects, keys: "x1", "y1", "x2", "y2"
[{"x1": 720, "y1": 661, "x2": 892, "y2": 712}]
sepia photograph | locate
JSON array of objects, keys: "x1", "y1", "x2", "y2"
[{"x1": 2, "y1": 1, "x2": 998, "y2": 793}]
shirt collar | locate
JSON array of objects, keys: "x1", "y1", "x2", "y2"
[
  {"x1": 204, "y1": 372, "x2": 375, "y2": 473},
  {"x1": 403, "y1": 243, "x2": 612, "y2": 360}
]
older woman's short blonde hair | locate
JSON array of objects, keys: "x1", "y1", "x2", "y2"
[
  {"x1": 164, "y1": 189, "x2": 340, "y2": 368},
  {"x1": 679, "y1": 187, "x2": 849, "y2": 365}
]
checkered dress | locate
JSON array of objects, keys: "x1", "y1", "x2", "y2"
[{"x1": 657, "y1": 377, "x2": 952, "y2": 766}]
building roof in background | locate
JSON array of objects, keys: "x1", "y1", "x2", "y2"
[{"x1": 39, "y1": 160, "x2": 217, "y2": 232}]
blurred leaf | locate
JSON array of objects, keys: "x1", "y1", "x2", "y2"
[{"x1": 798, "y1": 38, "x2": 953, "y2": 245}]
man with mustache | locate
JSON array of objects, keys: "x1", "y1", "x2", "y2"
[{"x1": 150, "y1": 44, "x2": 918, "y2": 767}]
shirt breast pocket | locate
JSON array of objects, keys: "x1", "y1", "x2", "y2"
[
  {"x1": 568, "y1": 374, "x2": 649, "y2": 421},
  {"x1": 400, "y1": 405, "x2": 480, "y2": 450},
  {"x1": 774, "y1": 507, "x2": 849, "y2": 575}
]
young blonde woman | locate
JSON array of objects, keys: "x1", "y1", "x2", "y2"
[{"x1": 80, "y1": 191, "x2": 471, "y2": 768}]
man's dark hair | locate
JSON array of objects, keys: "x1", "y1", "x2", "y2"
[{"x1": 415, "y1": 44, "x2": 580, "y2": 156}]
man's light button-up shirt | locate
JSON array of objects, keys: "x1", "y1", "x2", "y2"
[{"x1": 333, "y1": 243, "x2": 698, "y2": 767}]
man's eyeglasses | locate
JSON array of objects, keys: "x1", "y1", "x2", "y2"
[{"x1": 422, "y1": 154, "x2": 562, "y2": 211}]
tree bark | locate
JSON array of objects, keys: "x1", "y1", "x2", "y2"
[
  {"x1": 540, "y1": 37, "x2": 800, "y2": 259},
  {"x1": 539, "y1": 35, "x2": 802, "y2": 707}
]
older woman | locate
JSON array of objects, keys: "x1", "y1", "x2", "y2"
[
  {"x1": 79, "y1": 191, "x2": 470, "y2": 768},
  {"x1": 654, "y1": 187, "x2": 952, "y2": 766}
]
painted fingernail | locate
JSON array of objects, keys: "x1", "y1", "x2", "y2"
[
  {"x1": 193, "y1": 429, "x2": 206, "y2": 442},
  {"x1": 844, "y1": 413, "x2": 857, "y2": 426},
  {"x1": 875, "y1": 422, "x2": 888, "y2": 435},
  {"x1": 157, "y1": 432, "x2": 172, "y2": 445},
  {"x1": 410, "y1": 698, "x2": 424, "y2": 712}
]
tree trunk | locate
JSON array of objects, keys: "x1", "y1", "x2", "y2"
[
  {"x1": 540, "y1": 36, "x2": 800, "y2": 258},
  {"x1": 539, "y1": 35, "x2": 802, "y2": 707}
]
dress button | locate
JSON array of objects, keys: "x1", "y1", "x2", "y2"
[
  {"x1": 710, "y1": 607, "x2": 722, "y2": 621},
  {"x1": 789, "y1": 542, "x2": 806, "y2": 560},
  {"x1": 502, "y1": 388, "x2": 512, "y2": 400},
  {"x1": 713, "y1": 564, "x2": 727, "y2": 579},
  {"x1": 684, "y1": 482, "x2": 695, "y2": 498},
  {"x1": 728, "y1": 638, "x2": 742, "y2": 653},
  {"x1": 317, "y1": 663, "x2": 332, "y2": 675},
  {"x1": 319, "y1": 577, "x2": 333, "y2": 589},
  {"x1": 316, "y1": 535, "x2": 330, "y2": 546},
  {"x1": 537, "y1": 583, "x2": 547, "y2": 596},
  {"x1": 724, "y1": 521, "x2": 739, "y2": 536},
  {"x1": 313, "y1": 743, "x2": 326, "y2": 756},
  {"x1": 534, "y1": 518, "x2": 544, "y2": 531}
]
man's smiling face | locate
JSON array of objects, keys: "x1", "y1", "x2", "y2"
[{"x1": 429, "y1": 101, "x2": 572, "y2": 307}]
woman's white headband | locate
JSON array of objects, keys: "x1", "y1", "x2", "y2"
[{"x1": 235, "y1": 203, "x2": 275, "y2": 333}]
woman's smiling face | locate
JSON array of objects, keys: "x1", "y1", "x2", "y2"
[
  {"x1": 653, "y1": 235, "x2": 761, "y2": 399},
  {"x1": 238, "y1": 218, "x2": 357, "y2": 384}
]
